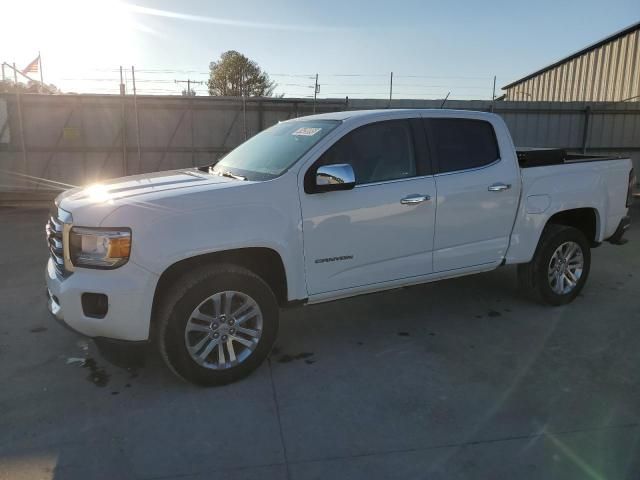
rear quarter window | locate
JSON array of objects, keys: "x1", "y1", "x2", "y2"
[{"x1": 426, "y1": 118, "x2": 499, "y2": 174}]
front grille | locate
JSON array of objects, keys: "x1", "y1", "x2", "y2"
[{"x1": 46, "y1": 208, "x2": 71, "y2": 279}]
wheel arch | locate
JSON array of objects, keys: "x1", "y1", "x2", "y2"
[
  {"x1": 150, "y1": 247, "x2": 288, "y2": 333},
  {"x1": 545, "y1": 207, "x2": 600, "y2": 245},
  {"x1": 517, "y1": 221, "x2": 592, "y2": 306}
]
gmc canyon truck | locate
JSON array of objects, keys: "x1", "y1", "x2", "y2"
[{"x1": 46, "y1": 109, "x2": 634, "y2": 386}]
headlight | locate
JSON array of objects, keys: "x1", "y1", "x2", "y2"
[{"x1": 69, "y1": 227, "x2": 131, "y2": 269}]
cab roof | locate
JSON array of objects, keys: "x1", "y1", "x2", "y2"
[{"x1": 288, "y1": 109, "x2": 494, "y2": 122}]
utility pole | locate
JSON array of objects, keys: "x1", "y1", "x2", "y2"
[
  {"x1": 1, "y1": 63, "x2": 5, "y2": 82},
  {"x1": 313, "y1": 73, "x2": 319, "y2": 114},
  {"x1": 388, "y1": 72, "x2": 393, "y2": 108},
  {"x1": 131, "y1": 66, "x2": 141, "y2": 172},
  {"x1": 13, "y1": 63, "x2": 27, "y2": 175},
  {"x1": 119, "y1": 66, "x2": 126, "y2": 95},
  {"x1": 174, "y1": 78, "x2": 203, "y2": 96},
  {"x1": 120, "y1": 66, "x2": 127, "y2": 176}
]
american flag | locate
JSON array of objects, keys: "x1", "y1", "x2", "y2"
[{"x1": 22, "y1": 56, "x2": 40, "y2": 75}]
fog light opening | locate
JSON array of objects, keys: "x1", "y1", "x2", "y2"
[{"x1": 81, "y1": 293, "x2": 109, "y2": 319}]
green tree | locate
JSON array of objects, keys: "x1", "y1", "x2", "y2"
[{"x1": 207, "y1": 50, "x2": 275, "y2": 97}]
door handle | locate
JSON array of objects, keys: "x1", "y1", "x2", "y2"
[
  {"x1": 488, "y1": 183, "x2": 511, "y2": 192},
  {"x1": 400, "y1": 194, "x2": 431, "y2": 205}
]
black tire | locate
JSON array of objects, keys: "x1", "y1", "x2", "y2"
[
  {"x1": 156, "y1": 264, "x2": 279, "y2": 386},
  {"x1": 517, "y1": 224, "x2": 591, "y2": 306}
]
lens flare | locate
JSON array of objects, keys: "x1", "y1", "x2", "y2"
[{"x1": 85, "y1": 184, "x2": 112, "y2": 203}]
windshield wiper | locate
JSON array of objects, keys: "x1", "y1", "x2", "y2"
[{"x1": 211, "y1": 168, "x2": 247, "y2": 181}]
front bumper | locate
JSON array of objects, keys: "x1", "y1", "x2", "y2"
[{"x1": 45, "y1": 258, "x2": 159, "y2": 341}]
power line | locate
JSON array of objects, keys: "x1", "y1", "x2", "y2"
[
  {"x1": 324, "y1": 73, "x2": 389, "y2": 77},
  {"x1": 395, "y1": 74, "x2": 493, "y2": 80},
  {"x1": 269, "y1": 73, "x2": 316, "y2": 78}
]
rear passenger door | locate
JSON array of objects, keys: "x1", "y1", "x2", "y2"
[{"x1": 425, "y1": 117, "x2": 520, "y2": 272}]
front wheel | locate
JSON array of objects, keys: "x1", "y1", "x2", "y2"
[
  {"x1": 518, "y1": 224, "x2": 591, "y2": 306},
  {"x1": 156, "y1": 264, "x2": 279, "y2": 386}
]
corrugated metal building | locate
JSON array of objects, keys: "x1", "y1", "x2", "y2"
[{"x1": 503, "y1": 22, "x2": 640, "y2": 101}]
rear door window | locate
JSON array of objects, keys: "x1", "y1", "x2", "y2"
[{"x1": 426, "y1": 119, "x2": 499, "y2": 174}]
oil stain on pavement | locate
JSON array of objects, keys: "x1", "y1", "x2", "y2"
[
  {"x1": 276, "y1": 352, "x2": 315, "y2": 364},
  {"x1": 82, "y1": 357, "x2": 111, "y2": 387}
]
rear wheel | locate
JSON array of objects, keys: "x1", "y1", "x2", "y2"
[
  {"x1": 156, "y1": 264, "x2": 279, "y2": 386},
  {"x1": 518, "y1": 224, "x2": 591, "y2": 306}
]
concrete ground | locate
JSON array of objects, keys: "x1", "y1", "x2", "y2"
[{"x1": 0, "y1": 207, "x2": 639, "y2": 480}]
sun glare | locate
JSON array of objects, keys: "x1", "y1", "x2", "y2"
[
  {"x1": 1, "y1": 0, "x2": 142, "y2": 92},
  {"x1": 85, "y1": 184, "x2": 113, "y2": 203}
]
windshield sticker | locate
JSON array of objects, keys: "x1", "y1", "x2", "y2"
[{"x1": 292, "y1": 127, "x2": 322, "y2": 137}]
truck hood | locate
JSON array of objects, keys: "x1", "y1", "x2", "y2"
[{"x1": 56, "y1": 169, "x2": 248, "y2": 224}]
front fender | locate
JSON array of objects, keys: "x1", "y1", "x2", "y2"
[{"x1": 99, "y1": 174, "x2": 307, "y2": 301}]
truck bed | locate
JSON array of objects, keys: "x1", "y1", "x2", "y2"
[{"x1": 516, "y1": 148, "x2": 622, "y2": 168}]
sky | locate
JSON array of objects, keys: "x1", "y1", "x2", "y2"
[{"x1": 1, "y1": 0, "x2": 638, "y2": 99}]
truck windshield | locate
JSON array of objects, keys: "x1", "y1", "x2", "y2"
[{"x1": 212, "y1": 119, "x2": 340, "y2": 181}]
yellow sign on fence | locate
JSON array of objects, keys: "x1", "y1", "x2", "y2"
[{"x1": 63, "y1": 127, "x2": 80, "y2": 140}]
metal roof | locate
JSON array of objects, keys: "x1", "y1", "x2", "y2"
[{"x1": 503, "y1": 21, "x2": 640, "y2": 90}]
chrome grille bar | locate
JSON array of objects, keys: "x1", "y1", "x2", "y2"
[{"x1": 46, "y1": 205, "x2": 72, "y2": 278}]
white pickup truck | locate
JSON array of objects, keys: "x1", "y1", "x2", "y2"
[{"x1": 46, "y1": 109, "x2": 634, "y2": 385}]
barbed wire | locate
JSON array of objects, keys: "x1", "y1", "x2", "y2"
[{"x1": 39, "y1": 67, "x2": 499, "y2": 100}]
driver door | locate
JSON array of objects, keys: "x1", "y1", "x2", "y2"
[{"x1": 299, "y1": 119, "x2": 437, "y2": 296}]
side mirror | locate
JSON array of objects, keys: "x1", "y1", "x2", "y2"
[{"x1": 315, "y1": 164, "x2": 356, "y2": 192}]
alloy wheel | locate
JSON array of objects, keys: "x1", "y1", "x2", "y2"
[
  {"x1": 547, "y1": 241, "x2": 584, "y2": 295},
  {"x1": 184, "y1": 291, "x2": 263, "y2": 369}
]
